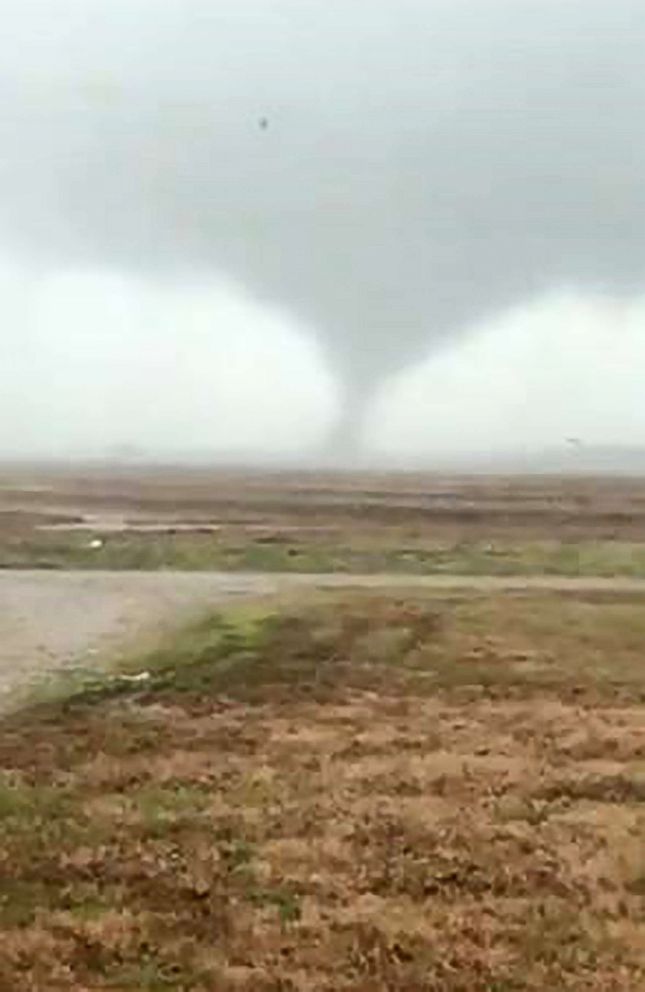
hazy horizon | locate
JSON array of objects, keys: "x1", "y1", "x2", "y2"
[{"x1": 5, "y1": 267, "x2": 645, "y2": 466}]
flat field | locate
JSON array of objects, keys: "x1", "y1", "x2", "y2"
[
  {"x1": 4, "y1": 464, "x2": 645, "y2": 574},
  {"x1": 2, "y1": 590, "x2": 645, "y2": 989},
  {"x1": 3, "y1": 465, "x2": 645, "y2": 989}
]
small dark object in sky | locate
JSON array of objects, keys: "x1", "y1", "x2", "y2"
[{"x1": 259, "y1": 117, "x2": 268, "y2": 130}]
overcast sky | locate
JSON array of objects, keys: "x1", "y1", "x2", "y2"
[{"x1": 2, "y1": 0, "x2": 645, "y2": 461}]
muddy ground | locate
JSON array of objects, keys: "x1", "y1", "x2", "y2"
[
  {"x1": 5, "y1": 466, "x2": 645, "y2": 574},
  {"x1": 4, "y1": 463, "x2": 645, "y2": 540}
]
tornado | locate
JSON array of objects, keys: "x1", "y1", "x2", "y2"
[{"x1": 1, "y1": 0, "x2": 644, "y2": 459}]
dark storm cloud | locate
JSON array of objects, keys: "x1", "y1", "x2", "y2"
[{"x1": 2, "y1": 0, "x2": 645, "y2": 395}]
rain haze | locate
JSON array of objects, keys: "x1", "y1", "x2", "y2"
[{"x1": 2, "y1": 0, "x2": 645, "y2": 464}]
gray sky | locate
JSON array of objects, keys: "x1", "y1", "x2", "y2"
[{"x1": 2, "y1": 0, "x2": 645, "y2": 459}]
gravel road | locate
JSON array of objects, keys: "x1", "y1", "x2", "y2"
[{"x1": 3, "y1": 569, "x2": 645, "y2": 709}]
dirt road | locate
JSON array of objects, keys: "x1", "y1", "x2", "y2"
[{"x1": 3, "y1": 569, "x2": 645, "y2": 709}]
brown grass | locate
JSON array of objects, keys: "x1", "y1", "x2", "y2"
[{"x1": 1, "y1": 591, "x2": 645, "y2": 989}]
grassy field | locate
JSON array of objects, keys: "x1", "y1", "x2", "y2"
[
  {"x1": 6, "y1": 529, "x2": 645, "y2": 577},
  {"x1": 2, "y1": 590, "x2": 645, "y2": 989}
]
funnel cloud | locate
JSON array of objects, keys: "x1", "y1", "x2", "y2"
[{"x1": 2, "y1": 0, "x2": 645, "y2": 455}]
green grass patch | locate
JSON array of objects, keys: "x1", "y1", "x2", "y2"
[{"x1": 6, "y1": 531, "x2": 645, "y2": 577}]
